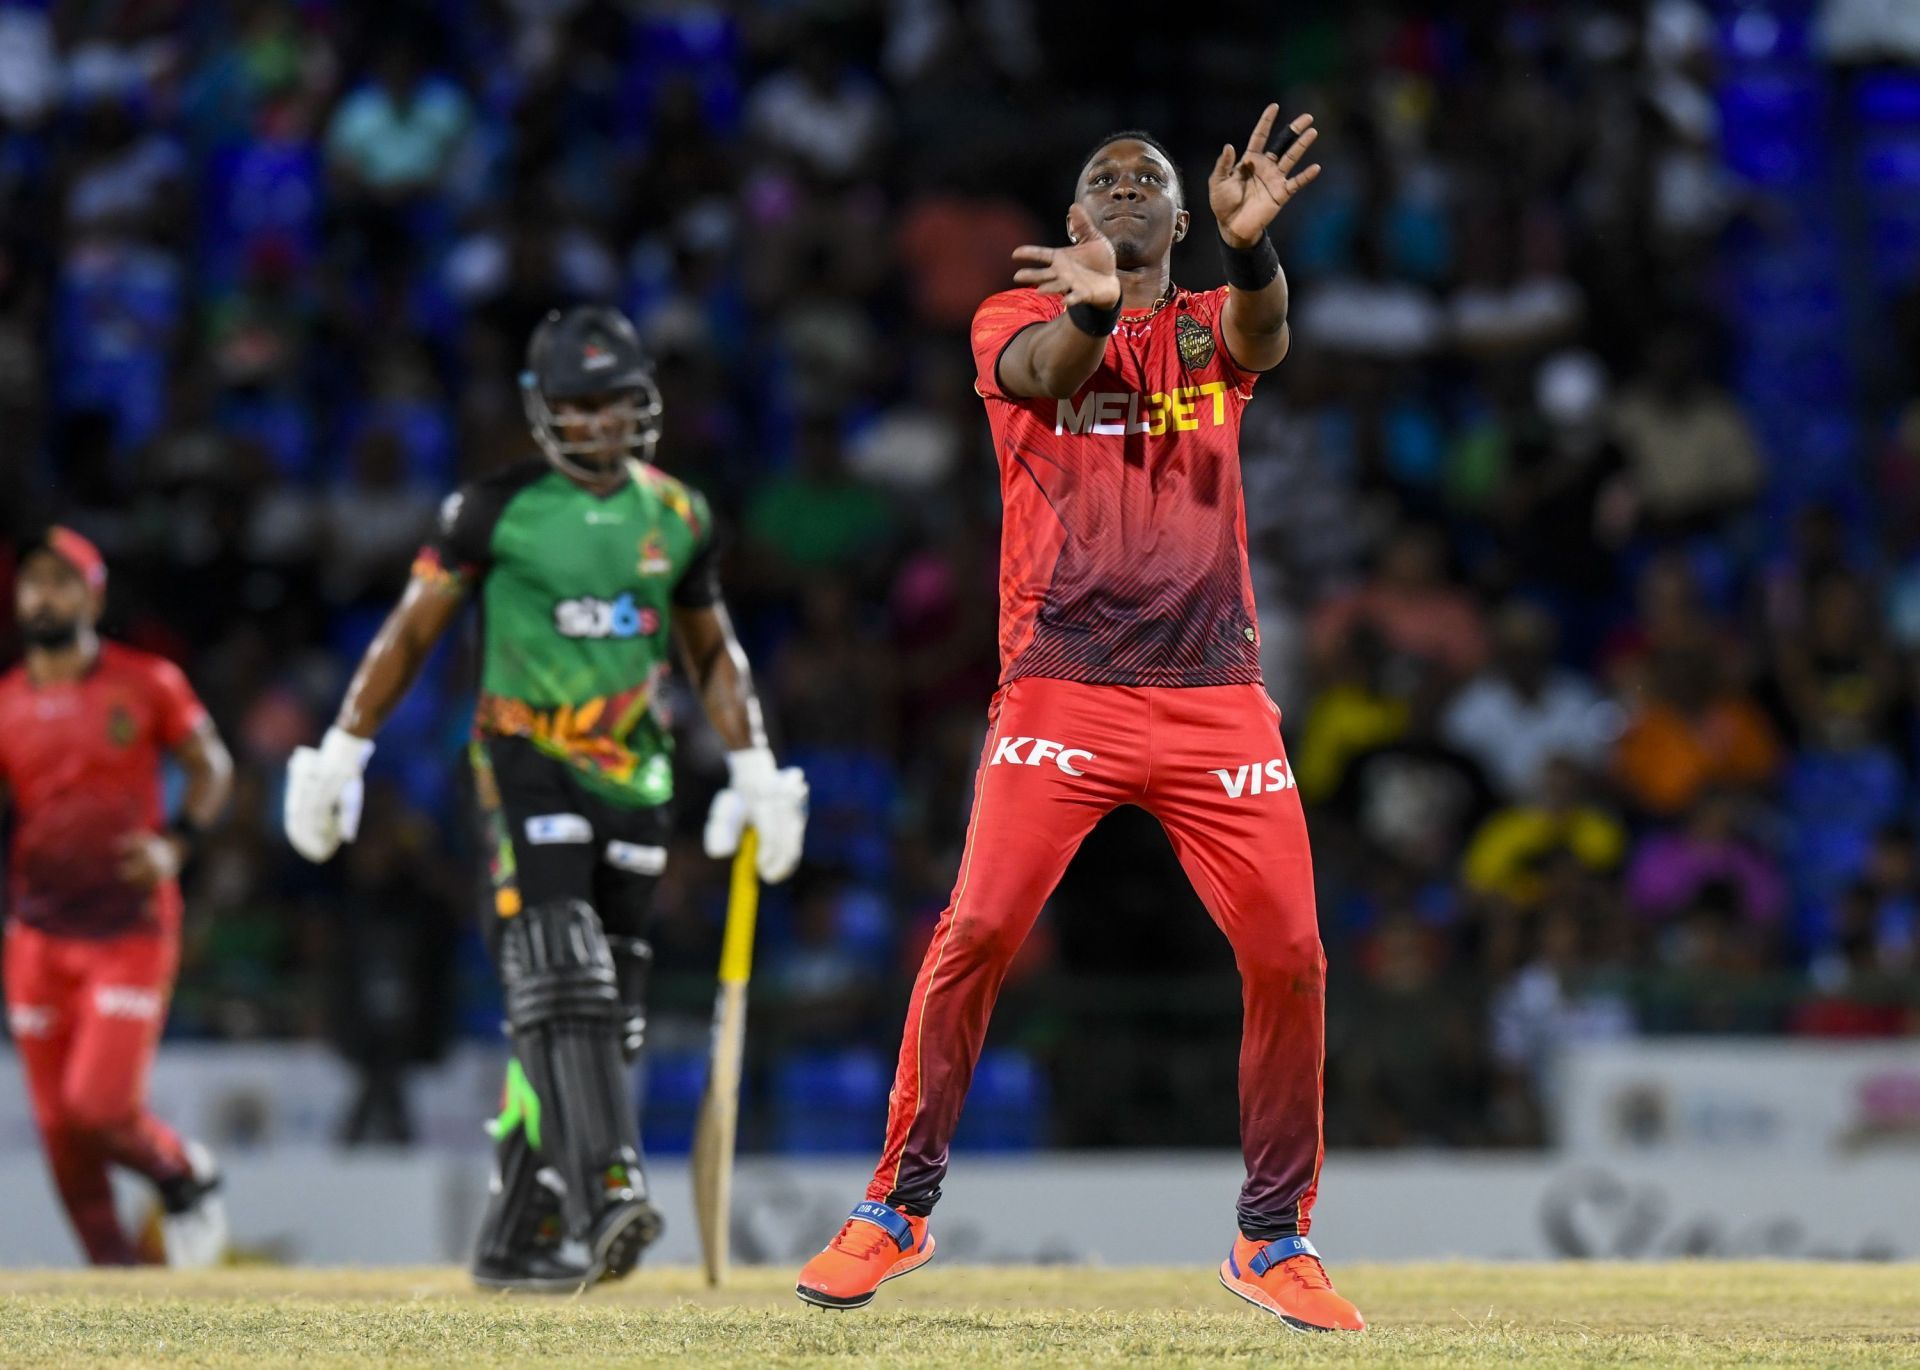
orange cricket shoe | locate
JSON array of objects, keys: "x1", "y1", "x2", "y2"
[
  {"x1": 1218, "y1": 1234, "x2": 1366, "y2": 1332},
  {"x1": 794, "y1": 1201, "x2": 936, "y2": 1309}
]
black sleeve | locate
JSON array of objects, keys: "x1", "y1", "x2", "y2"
[
  {"x1": 671, "y1": 521, "x2": 723, "y2": 609},
  {"x1": 419, "y1": 461, "x2": 540, "y2": 583}
]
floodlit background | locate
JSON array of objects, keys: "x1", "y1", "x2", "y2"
[{"x1": 1, "y1": 0, "x2": 1917, "y2": 1265}]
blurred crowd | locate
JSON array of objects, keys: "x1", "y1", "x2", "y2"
[{"x1": 3, "y1": 0, "x2": 1919, "y2": 1152}]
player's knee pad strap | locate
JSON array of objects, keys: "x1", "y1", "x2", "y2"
[
  {"x1": 607, "y1": 936, "x2": 653, "y2": 1062},
  {"x1": 499, "y1": 898, "x2": 623, "y2": 1028}
]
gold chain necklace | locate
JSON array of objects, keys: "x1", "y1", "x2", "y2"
[{"x1": 1119, "y1": 282, "x2": 1175, "y2": 325}]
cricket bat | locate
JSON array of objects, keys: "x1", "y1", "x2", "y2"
[{"x1": 691, "y1": 828, "x2": 759, "y2": 1286}]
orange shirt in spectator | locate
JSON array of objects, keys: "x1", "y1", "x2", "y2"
[
  {"x1": 895, "y1": 193, "x2": 1042, "y2": 331},
  {"x1": 1309, "y1": 526, "x2": 1490, "y2": 681},
  {"x1": 1614, "y1": 694, "x2": 1781, "y2": 816},
  {"x1": 1310, "y1": 585, "x2": 1491, "y2": 681}
]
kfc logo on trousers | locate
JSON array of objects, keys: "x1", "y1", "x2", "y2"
[{"x1": 991, "y1": 736, "x2": 1094, "y2": 777}]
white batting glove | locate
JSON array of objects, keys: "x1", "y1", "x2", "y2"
[
  {"x1": 284, "y1": 727, "x2": 375, "y2": 863},
  {"x1": 703, "y1": 747, "x2": 808, "y2": 884}
]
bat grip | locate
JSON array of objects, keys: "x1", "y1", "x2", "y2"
[{"x1": 718, "y1": 829, "x2": 760, "y2": 985}]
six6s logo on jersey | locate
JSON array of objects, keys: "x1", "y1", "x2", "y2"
[{"x1": 553, "y1": 593, "x2": 661, "y2": 640}]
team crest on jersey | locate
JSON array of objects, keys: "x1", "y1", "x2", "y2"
[
  {"x1": 637, "y1": 533, "x2": 671, "y2": 576},
  {"x1": 1176, "y1": 313, "x2": 1215, "y2": 370},
  {"x1": 107, "y1": 703, "x2": 137, "y2": 747}
]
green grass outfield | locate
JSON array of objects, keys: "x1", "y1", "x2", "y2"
[{"x1": 0, "y1": 1263, "x2": 1913, "y2": 1368}]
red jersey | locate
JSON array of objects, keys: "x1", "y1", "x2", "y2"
[
  {"x1": 0, "y1": 642, "x2": 205, "y2": 938},
  {"x1": 970, "y1": 284, "x2": 1266, "y2": 688}
]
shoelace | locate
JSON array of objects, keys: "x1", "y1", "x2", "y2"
[
  {"x1": 828, "y1": 1218, "x2": 898, "y2": 1261},
  {"x1": 1281, "y1": 1254, "x2": 1334, "y2": 1291}
]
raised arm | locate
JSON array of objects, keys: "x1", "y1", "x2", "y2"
[
  {"x1": 1000, "y1": 203, "x2": 1122, "y2": 399},
  {"x1": 1210, "y1": 106, "x2": 1320, "y2": 373}
]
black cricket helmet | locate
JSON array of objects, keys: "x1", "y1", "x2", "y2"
[{"x1": 520, "y1": 304, "x2": 664, "y2": 481}]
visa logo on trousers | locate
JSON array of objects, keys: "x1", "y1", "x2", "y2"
[
  {"x1": 1209, "y1": 758, "x2": 1296, "y2": 798},
  {"x1": 991, "y1": 736, "x2": 1094, "y2": 776},
  {"x1": 94, "y1": 986, "x2": 163, "y2": 1020}
]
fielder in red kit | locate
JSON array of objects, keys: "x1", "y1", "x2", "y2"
[
  {"x1": 798, "y1": 109, "x2": 1365, "y2": 1332},
  {"x1": 0, "y1": 528, "x2": 233, "y2": 1266}
]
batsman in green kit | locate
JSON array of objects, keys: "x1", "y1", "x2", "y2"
[{"x1": 283, "y1": 306, "x2": 809, "y2": 1292}]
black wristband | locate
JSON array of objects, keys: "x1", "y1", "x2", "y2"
[
  {"x1": 1066, "y1": 298, "x2": 1121, "y2": 337},
  {"x1": 1221, "y1": 232, "x2": 1281, "y2": 290}
]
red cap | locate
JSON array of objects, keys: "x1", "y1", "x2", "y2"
[{"x1": 43, "y1": 526, "x2": 107, "y2": 593}]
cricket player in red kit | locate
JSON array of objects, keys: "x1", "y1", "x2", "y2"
[
  {"x1": 0, "y1": 528, "x2": 233, "y2": 1266},
  {"x1": 798, "y1": 109, "x2": 1365, "y2": 1332}
]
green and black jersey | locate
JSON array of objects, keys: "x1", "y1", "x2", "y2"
[{"x1": 415, "y1": 458, "x2": 719, "y2": 808}]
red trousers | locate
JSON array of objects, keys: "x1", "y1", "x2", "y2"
[
  {"x1": 4, "y1": 921, "x2": 188, "y2": 1264},
  {"x1": 867, "y1": 677, "x2": 1326, "y2": 1238}
]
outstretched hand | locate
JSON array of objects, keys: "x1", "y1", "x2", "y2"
[
  {"x1": 1011, "y1": 203, "x2": 1120, "y2": 307},
  {"x1": 1209, "y1": 106, "x2": 1320, "y2": 249}
]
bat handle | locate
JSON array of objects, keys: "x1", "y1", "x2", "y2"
[{"x1": 719, "y1": 829, "x2": 760, "y2": 986}]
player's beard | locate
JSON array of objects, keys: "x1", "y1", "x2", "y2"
[
  {"x1": 1107, "y1": 231, "x2": 1152, "y2": 269},
  {"x1": 21, "y1": 613, "x2": 81, "y2": 649},
  {"x1": 1108, "y1": 225, "x2": 1174, "y2": 273}
]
